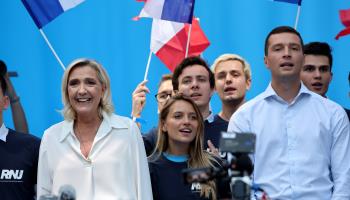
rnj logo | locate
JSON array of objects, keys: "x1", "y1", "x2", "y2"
[{"x1": 0, "y1": 169, "x2": 24, "y2": 180}]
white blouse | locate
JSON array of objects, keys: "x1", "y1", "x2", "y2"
[{"x1": 37, "y1": 112, "x2": 153, "y2": 200}]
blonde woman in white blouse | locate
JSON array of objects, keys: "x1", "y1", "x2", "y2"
[{"x1": 37, "y1": 58, "x2": 153, "y2": 200}]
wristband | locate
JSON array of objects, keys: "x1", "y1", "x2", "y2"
[{"x1": 130, "y1": 115, "x2": 147, "y2": 125}]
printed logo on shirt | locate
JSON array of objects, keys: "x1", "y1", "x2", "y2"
[
  {"x1": 0, "y1": 169, "x2": 24, "y2": 182},
  {"x1": 191, "y1": 183, "x2": 202, "y2": 193}
]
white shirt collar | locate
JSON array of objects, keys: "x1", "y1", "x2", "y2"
[
  {"x1": 59, "y1": 111, "x2": 128, "y2": 142},
  {"x1": 0, "y1": 123, "x2": 9, "y2": 142},
  {"x1": 263, "y1": 82, "x2": 311, "y2": 104}
]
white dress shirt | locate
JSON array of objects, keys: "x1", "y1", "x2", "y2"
[
  {"x1": 37, "y1": 112, "x2": 153, "y2": 200},
  {"x1": 228, "y1": 83, "x2": 350, "y2": 200}
]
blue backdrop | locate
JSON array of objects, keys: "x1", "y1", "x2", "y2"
[{"x1": 0, "y1": 0, "x2": 349, "y2": 137}]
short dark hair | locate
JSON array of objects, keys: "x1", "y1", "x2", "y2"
[
  {"x1": 304, "y1": 42, "x2": 333, "y2": 70},
  {"x1": 264, "y1": 26, "x2": 304, "y2": 56},
  {"x1": 0, "y1": 75, "x2": 7, "y2": 95},
  {"x1": 172, "y1": 56, "x2": 215, "y2": 91},
  {"x1": 0, "y1": 60, "x2": 7, "y2": 95}
]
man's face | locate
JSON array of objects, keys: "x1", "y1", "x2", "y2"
[
  {"x1": 156, "y1": 79, "x2": 173, "y2": 112},
  {"x1": 264, "y1": 33, "x2": 304, "y2": 81},
  {"x1": 300, "y1": 55, "x2": 332, "y2": 97},
  {"x1": 214, "y1": 60, "x2": 251, "y2": 103},
  {"x1": 177, "y1": 65, "x2": 213, "y2": 109}
]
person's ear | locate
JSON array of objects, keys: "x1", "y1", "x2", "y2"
[
  {"x1": 246, "y1": 78, "x2": 252, "y2": 90},
  {"x1": 162, "y1": 122, "x2": 167, "y2": 132},
  {"x1": 1, "y1": 96, "x2": 10, "y2": 110},
  {"x1": 264, "y1": 56, "x2": 270, "y2": 70}
]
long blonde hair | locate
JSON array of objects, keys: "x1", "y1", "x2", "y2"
[
  {"x1": 61, "y1": 58, "x2": 114, "y2": 121},
  {"x1": 151, "y1": 94, "x2": 218, "y2": 199}
]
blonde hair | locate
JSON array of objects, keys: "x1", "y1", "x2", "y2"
[
  {"x1": 151, "y1": 94, "x2": 218, "y2": 199},
  {"x1": 211, "y1": 53, "x2": 252, "y2": 81},
  {"x1": 61, "y1": 58, "x2": 114, "y2": 121}
]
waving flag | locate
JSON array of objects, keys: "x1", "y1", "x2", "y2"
[
  {"x1": 136, "y1": 0, "x2": 195, "y2": 24},
  {"x1": 21, "y1": 0, "x2": 85, "y2": 28},
  {"x1": 151, "y1": 18, "x2": 210, "y2": 71},
  {"x1": 335, "y1": 9, "x2": 350, "y2": 40},
  {"x1": 274, "y1": 0, "x2": 302, "y2": 5}
]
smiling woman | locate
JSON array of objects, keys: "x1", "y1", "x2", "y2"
[
  {"x1": 37, "y1": 58, "x2": 153, "y2": 200},
  {"x1": 148, "y1": 94, "x2": 224, "y2": 200}
]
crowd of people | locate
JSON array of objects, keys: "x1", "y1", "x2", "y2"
[{"x1": 0, "y1": 26, "x2": 349, "y2": 200}]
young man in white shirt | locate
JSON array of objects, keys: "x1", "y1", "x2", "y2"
[{"x1": 228, "y1": 26, "x2": 350, "y2": 199}]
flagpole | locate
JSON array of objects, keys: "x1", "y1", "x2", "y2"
[
  {"x1": 39, "y1": 29, "x2": 66, "y2": 71},
  {"x1": 143, "y1": 51, "x2": 152, "y2": 81},
  {"x1": 294, "y1": 5, "x2": 301, "y2": 30},
  {"x1": 185, "y1": 24, "x2": 192, "y2": 58}
]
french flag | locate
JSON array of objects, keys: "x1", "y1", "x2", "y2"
[
  {"x1": 151, "y1": 18, "x2": 210, "y2": 71},
  {"x1": 136, "y1": 0, "x2": 195, "y2": 24},
  {"x1": 273, "y1": 0, "x2": 302, "y2": 5},
  {"x1": 21, "y1": 0, "x2": 85, "y2": 28}
]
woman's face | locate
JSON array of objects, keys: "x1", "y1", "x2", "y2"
[
  {"x1": 67, "y1": 66, "x2": 104, "y2": 118},
  {"x1": 162, "y1": 100, "x2": 199, "y2": 148}
]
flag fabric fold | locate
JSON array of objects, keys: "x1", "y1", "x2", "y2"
[
  {"x1": 136, "y1": 0, "x2": 195, "y2": 24},
  {"x1": 151, "y1": 18, "x2": 210, "y2": 71},
  {"x1": 335, "y1": 9, "x2": 350, "y2": 40},
  {"x1": 273, "y1": 0, "x2": 302, "y2": 5},
  {"x1": 21, "y1": 0, "x2": 85, "y2": 28}
]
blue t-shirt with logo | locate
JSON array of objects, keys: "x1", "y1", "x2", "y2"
[{"x1": 0, "y1": 129, "x2": 40, "y2": 200}]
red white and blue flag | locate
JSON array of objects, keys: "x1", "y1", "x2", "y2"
[
  {"x1": 274, "y1": 0, "x2": 302, "y2": 5},
  {"x1": 136, "y1": 0, "x2": 195, "y2": 24},
  {"x1": 151, "y1": 18, "x2": 210, "y2": 71},
  {"x1": 21, "y1": 0, "x2": 85, "y2": 28}
]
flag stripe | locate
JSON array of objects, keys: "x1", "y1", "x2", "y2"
[
  {"x1": 340, "y1": 9, "x2": 350, "y2": 27},
  {"x1": 152, "y1": 18, "x2": 209, "y2": 71},
  {"x1": 151, "y1": 19, "x2": 184, "y2": 52},
  {"x1": 335, "y1": 27, "x2": 350, "y2": 40},
  {"x1": 21, "y1": 0, "x2": 64, "y2": 28},
  {"x1": 22, "y1": 0, "x2": 84, "y2": 28},
  {"x1": 137, "y1": 0, "x2": 195, "y2": 23},
  {"x1": 161, "y1": 0, "x2": 194, "y2": 23},
  {"x1": 141, "y1": 0, "x2": 165, "y2": 20},
  {"x1": 274, "y1": 0, "x2": 302, "y2": 5},
  {"x1": 59, "y1": 0, "x2": 85, "y2": 11}
]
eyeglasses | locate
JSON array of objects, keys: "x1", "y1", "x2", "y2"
[{"x1": 155, "y1": 92, "x2": 172, "y2": 103}]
